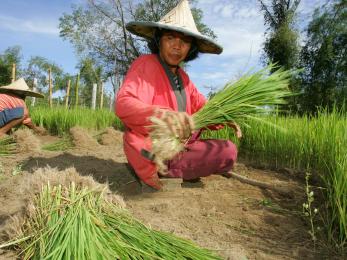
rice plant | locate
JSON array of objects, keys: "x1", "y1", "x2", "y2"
[
  {"x1": 29, "y1": 106, "x2": 123, "y2": 136},
  {"x1": 1, "y1": 182, "x2": 222, "y2": 260},
  {"x1": 205, "y1": 107, "x2": 347, "y2": 250}
]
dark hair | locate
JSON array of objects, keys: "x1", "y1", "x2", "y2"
[{"x1": 147, "y1": 29, "x2": 199, "y2": 62}]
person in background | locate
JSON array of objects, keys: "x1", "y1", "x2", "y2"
[
  {"x1": 0, "y1": 78, "x2": 47, "y2": 137},
  {"x1": 116, "y1": 0, "x2": 241, "y2": 190}
]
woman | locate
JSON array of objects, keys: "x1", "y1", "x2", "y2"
[
  {"x1": 116, "y1": 0, "x2": 241, "y2": 190},
  {"x1": 0, "y1": 78, "x2": 46, "y2": 137}
]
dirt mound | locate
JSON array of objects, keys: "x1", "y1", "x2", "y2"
[
  {"x1": 0, "y1": 167, "x2": 125, "y2": 244},
  {"x1": 13, "y1": 129, "x2": 41, "y2": 153},
  {"x1": 70, "y1": 126, "x2": 99, "y2": 149},
  {"x1": 100, "y1": 127, "x2": 123, "y2": 146}
]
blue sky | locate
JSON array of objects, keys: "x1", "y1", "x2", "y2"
[{"x1": 0, "y1": 0, "x2": 323, "y2": 97}]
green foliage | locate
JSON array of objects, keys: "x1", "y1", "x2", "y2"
[
  {"x1": 259, "y1": 0, "x2": 300, "y2": 111},
  {"x1": 299, "y1": 0, "x2": 347, "y2": 113},
  {"x1": 24, "y1": 56, "x2": 67, "y2": 94},
  {"x1": 0, "y1": 46, "x2": 22, "y2": 85},
  {"x1": 259, "y1": 0, "x2": 300, "y2": 69},
  {"x1": 77, "y1": 58, "x2": 104, "y2": 108}
]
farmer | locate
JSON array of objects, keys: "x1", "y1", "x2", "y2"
[
  {"x1": 116, "y1": 0, "x2": 241, "y2": 190},
  {"x1": 0, "y1": 78, "x2": 46, "y2": 137}
]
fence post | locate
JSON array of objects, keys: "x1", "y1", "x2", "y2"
[
  {"x1": 100, "y1": 82, "x2": 104, "y2": 109},
  {"x1": 31, "y1": 78, "x2": 37, "y2": 107},
  {"x1": 92, "y1": 83, "x2": 97, "y2": 110},
  {"x1": 75, "y1": 73, "x2": 79, "y2": 109},
  {"x1": 11, "y1": 63, "x2": 16, "y2": 83},
  {"x1": 48, "y1": 67, "x2": 53, "y2": 108},
  {"x1": 65, "y1": 79, "x2": 71, "y2": 109}
]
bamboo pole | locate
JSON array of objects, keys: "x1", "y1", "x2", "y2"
[
  {"x1": 65, "y1": 79, "x2": 71, "y2": 109},
  {"x1": 100, "y1": 82, "x2": 104, "y2": 109},
  {"x1": 75, "y1": 73, "x2": 80, "y2": 109},
  {"x1": 11, "y1": 63, "x2": 16, "y2": 83},
  {"x1": 48, "y1": 67, "x2": 53, "y2": 108}
]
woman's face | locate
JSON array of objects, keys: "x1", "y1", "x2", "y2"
[{"x1": 159, "y1": 31, "x2": 193, "y2": 67}]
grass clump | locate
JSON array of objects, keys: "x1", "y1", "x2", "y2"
[{"x1": 1, "y1": 182, "x2": 221, "y2": 260}]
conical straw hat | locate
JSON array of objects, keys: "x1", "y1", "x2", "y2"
[
  {"x1": 0, "y1": 78, "x2": 44, "y2": 98},
  {"x1": 126, "y1": 0, "x2": 222, "y2": 54}
]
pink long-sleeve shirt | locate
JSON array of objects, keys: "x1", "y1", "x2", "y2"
[
  {"x1": 0, "y1": 93, "x2": 32, "y2": 125},
  {"x1": 115, "y1": 54, "x2": 206, "y2": 188}
]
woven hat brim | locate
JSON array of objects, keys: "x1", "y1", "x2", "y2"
[
  {"x1": 126, "y1": 21, "x2": 223, "y2": 54},
  {"x1": 0, "y1": 87, "x2": 44, "y2": 98}
]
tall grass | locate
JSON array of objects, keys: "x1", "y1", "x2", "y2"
[
  {"x1": 204, "y1": 108, "x2": 347, "y2": 249},
  {"x1": 29, "y1": 106, "x2": 123, "y2": 135}
]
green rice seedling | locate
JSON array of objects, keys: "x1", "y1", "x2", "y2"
[
  {"x1": 150, "y1": 65, "x2": 292, "y2": 172},
  {"x1": 30, "y1": 106, "x2": 123, "y2": 136},
  {"x1": 0, "y1": 135, "x2": 17, "y2": 156},
  {"x1": 42, "y1": 136, "x2": 74, "y2": 151},
  {"x1": 1, "y1": 182, "x2": 221, "y2": 260},
  {"x1": 211, "y1": 107, "x2": 347, "y2": 250}
]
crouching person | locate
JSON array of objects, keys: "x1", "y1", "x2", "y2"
[
  {"x1": 0, "y1": 78, "x2": 47, "y2": 137},
  {"x1": 115, "y1": 0, "x2": 241, "y2": 190}
]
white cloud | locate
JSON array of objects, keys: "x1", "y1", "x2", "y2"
[
  {"x1": 213, "y1": 26, "x2": 264, "y2": 58},
  {"x1": 0, "y1": 15, "x2": 59, "y2": 35}
]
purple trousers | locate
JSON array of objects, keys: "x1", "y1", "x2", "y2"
[{"x1": 166, "y1": 133, "x2": 238, "y2": 180}]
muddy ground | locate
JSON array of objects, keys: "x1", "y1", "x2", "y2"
[{"x1": 0, "y1": 128, "x2": 336, "y2": 259}]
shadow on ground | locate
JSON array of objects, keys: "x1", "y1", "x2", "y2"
[{"x1": 22, "y1": 153, "x2": 146, "y2": 197}]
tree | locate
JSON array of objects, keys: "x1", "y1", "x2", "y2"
[
  {"x1": 0, "y1": 46, "x2": 22, "y2": 85},
  {"x1": 259, "y1": 0, "x2": 301, "y2": 70},
  {"x1": 24, "y1": 56, "x2": 66, "y2": 94},
  {"x1": 59, "y1": 0, "x2": 215, "y2": 93},
  {"x1": 258, "y1": 0, "x2": 301, "y2": 112},
  {"x1": 77, "y1": 58, "x2": 105, "y2": 107},
  {"x1": 299, "y1": 0, "x2": 347, "y2": 113}
]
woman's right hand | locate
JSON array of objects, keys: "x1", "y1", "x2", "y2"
[{"x1": 157, "y1": 109, "x2": 195, "y2": 140}]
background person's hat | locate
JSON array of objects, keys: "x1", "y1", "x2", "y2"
[
  {"x1": 0, "y1": 78, "x2": 44, "y2": 98},
  {"x1": 126, "y1": 0, "x2": 223, "y2": 54}
]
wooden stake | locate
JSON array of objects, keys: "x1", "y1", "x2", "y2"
[
  {"x1": 48, "y1": 67, "x2": 53, "y2": 108},
  {"x1": 75, "y1": 73, "x2": 80, "y2": 108},
  {"x1": 100, "y1": 82, "x2": 104, "y2": 109},
  {"x1": 11, "y1": 63, "x2": 16, "y2": 83},
  {"x1": 65, "y1": 79, "x2": 71, "y2": 109}
]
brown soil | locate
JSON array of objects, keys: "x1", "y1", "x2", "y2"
[{"x1": 0, "y1": 128, "x2": 335, "y2": 259}]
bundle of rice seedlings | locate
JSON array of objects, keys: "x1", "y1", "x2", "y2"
[
  {"x1": 150, "y1": 65, "x2": 292, "y2": 172},
  {"x1": 0, "y1": 135, "x2": 16, "y2": 156},
  {"x1": 1, "y1": 181, "x2": 221, "y2": 260},
  {"x1": 42, "y1": 136, "x2": 74, "y2": 151}
]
